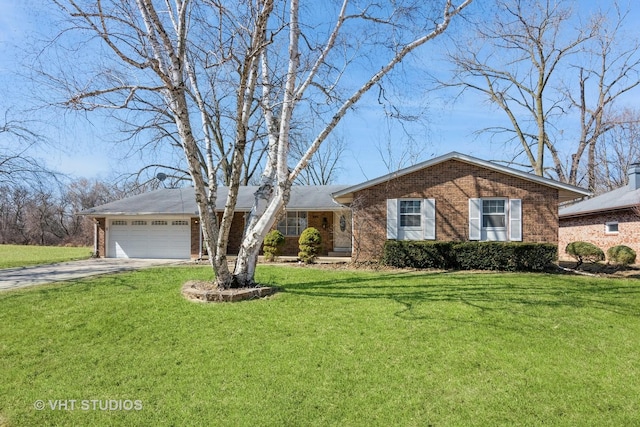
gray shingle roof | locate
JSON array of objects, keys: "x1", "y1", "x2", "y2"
[
  {"x1": 560, "y1": 183, "x2": 640, "y2": 217},
  {"x1": 79, "y1": 185, "x2": 351, "y2": 216}
]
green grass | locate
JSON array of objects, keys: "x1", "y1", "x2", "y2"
[
  {"x1": 1, "y1": 265, "x2": 640, "y2": 426},
  {"x1": 0, "y1": 245, "x2": 93, "y2": 269}
]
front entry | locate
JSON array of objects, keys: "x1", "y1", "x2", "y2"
[{"x1": 333, "y1": 211, "x2": 352, "y2": 253}]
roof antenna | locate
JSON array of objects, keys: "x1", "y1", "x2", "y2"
[{"x1": 156, "y1": 172, "x2": 167, "y2": 188}]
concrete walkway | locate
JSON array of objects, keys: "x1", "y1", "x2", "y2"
[{"x1": 0, "y1": 258, "x2": 182, "y2": 292}]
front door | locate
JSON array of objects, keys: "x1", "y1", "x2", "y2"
[{"x1": 333, "y1": 211, "x2": 352, "y2": 252}]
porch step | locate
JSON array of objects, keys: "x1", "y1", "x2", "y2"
[{"x1": 328, "y1": 251, "x2": 352, "y2": 257}]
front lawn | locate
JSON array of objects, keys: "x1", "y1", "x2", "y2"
[
  {"x1": 0, "y1": 245, "x2": 92, "y2": 269},
  {"x1": 1, "y1": 265, "x2": 639, "y2": 426}
]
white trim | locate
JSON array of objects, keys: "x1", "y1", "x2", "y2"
[
  {"x1": 605, "y1": 221, "x2": 619, "y2": 235},
  {"x1": 469, "y1": 198, "x2": 481, "y2": 240},
  {"x1": 480, "y1": 198, "x2": 508, "y2": 242},
  {"x1": 509, "y1": 199, "x2": 522, "y2": 241},
  {"x1": 387, "y1": 199, "x2": 398, "y2": 239},
  {"x1": 422, "y1": 198, "x2": 436, "y2": 240}
]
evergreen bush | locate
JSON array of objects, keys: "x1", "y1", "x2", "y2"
[
  {"x1": 263, "y1": 230, "x2": 285, "y2": 262},
  {"x1": 565, "y1": 241, "x2": 605, "y2": 268},
  {"x1": 382, "y1": 241, "x2": 454, "y2": 269},
  {"x1": 606, "y1": 245, "x2": 636, "y2": 266},
  {"x1": 382, "y1": 240, "x2": 557, "y2": 272},
  {"x1": 298, "y1": 227, "x2": 322, "y2": 264}
]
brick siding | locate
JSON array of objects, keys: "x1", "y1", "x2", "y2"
[
  {"x1": 277, "y1": 211, "x2": 334, "y2": 256},
  {"x1": 351, "y1": 159, "x2": 559, "y2": 261},
  {"x1": 96, "y1": 217, "x2": 106, "y2": 257},
  {"x1": 194, "y1": 212, "x2": 247, "y2": 257},
  {"x1": 192, "y1": 210, "x2": 335, "y2": 257},
  {"x1": 559, "y1": 209, "x2": 640, "y2": 261},
  {"x1": 190, "y1": 217, "x2": 200, "y2": 258}
]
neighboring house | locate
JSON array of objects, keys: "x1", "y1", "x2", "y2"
[
  {"x1": 80, "y1": 152, "x2": 589, "y2": 260},
  {"x1": 332, "y1": 152, "x2": 589, "y2": 260},
  {"x1": 559, "y1": 164, "x2": 640, "y2": 261}
]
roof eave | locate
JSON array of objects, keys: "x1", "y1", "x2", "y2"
[
  {"x1": 560, "y1": 204, "x2": 637, "y2": 218},
  {"x1": 331, "y1": 151, "x2": 590, "y2": 201}
]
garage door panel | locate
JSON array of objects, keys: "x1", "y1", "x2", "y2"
[{"x1": 108, "y1": 219, "x2": 191, "y2": 259}]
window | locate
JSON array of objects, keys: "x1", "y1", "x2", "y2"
[
  {"x1": 131, "y1": 220, "x2": 147, "y2": 226},
  {"x1": 112, "y1": 220, "x2": 127, "y2": 226},
  {"x1": 469, "y1": 198, "x2": 521, "y2": 242},
  {"x1": 605, "y1": 222, "x2": 619, "y2": 234},
  {"x1": 387, "y1": 199, "x2": 435, "y2": 240},
  {"x1": 482, "y1": 200, "x2": 506, "y2": 228},
  {"x1": 151, "y1": 220, "x2": 168, "y2": 226},
  {"x1": 277, "y1": 211, "x2": 307, "y2": 236},
  {"x1": 400, "y1": 200, "x2": 422, "y2": 227},
  {"x1": 172, "y1": 220, "x2": 189, "y2": 226}
]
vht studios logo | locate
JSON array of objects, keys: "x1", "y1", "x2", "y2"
[{"x1": 34, "y1": 399, "x2": 143, "y2": 411}]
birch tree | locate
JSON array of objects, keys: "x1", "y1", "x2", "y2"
[{"x1": 48, "y1": 0, "x2": 472, "y2": 288}]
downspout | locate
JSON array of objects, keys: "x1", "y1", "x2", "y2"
[{"x1": 199, "y1": 221, "x2": 203, "y2": 259}]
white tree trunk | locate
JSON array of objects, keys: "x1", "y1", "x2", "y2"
[{"x1": 232, "y1": 0, "x2": 473, "y2": 286}]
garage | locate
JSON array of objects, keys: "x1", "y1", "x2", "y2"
[{"x1": 107, "y1": 218, "x2": 191, "y2": 259}]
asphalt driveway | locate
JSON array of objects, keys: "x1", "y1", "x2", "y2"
[{"x1": 0, "y1": 258, "x2": 182, "y2": 292}]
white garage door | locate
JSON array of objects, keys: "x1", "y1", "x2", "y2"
[{"x1": 108, "y1": 219, "x2": 191, "y2": 259}]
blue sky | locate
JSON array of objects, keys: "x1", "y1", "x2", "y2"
[{"x1": 1, "y1": 0, "x2": 639, "y2": 186}]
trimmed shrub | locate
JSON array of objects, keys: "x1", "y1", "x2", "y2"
[
  {"x1": 298, "y1": 227, "x2": 322, "y2": 264},
  {"x1": 565, "y1": 241, "x2": 605, "y2": 268},
  {"x1": 607, "y1": 245, "x2": 637, "y2": 266},
  {"x1": 263, "y1": 230, "x2": 285, "y2": 262},
  {"x1": 382, "y1": 241, "x2": 454, "y2": 269},
  {"x1": 453, "y1": 242, "x2": 557, "y2": 272},
  {"x1": 382, "y1": 240, "x2": 557, "y2": 272}
]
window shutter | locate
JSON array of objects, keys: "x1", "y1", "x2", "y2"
[
  {"x1": 422, "y1": 199, "x2": 436, "y2": 240},
  {"x1": 509, "y1": 199, "x2": 522, "y2": 241},
  {"x1": 469, "y1": 198, "x2": 481, "y2": 240},
  {"x1": 386, "y1": 199, "x2": 398, "y2": 239}
]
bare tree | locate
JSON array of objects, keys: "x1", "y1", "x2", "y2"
[
  {"x1": 443, "y1": 0, "x2": 640, "y2": 188},
  {"x1": 0, "y1": 111, "x2": 54, "y2": 189},
  {"x1": 563, "y1": 4, "x2": 640, "y2": 190},
  {"x1": 292, "y1": 135, "x2": 346, "y2": 185},
  {"x1": 0, "y1": 178, "x2": 120, "y2": 246},
  {"x1": 593, "y1": 108, "x2": 640, "y2": 193},
  {"x1": 442, "y1": 0, "x2": 590, "y2": 177},
  {"x1": 47, "y1": 0, "x2": 472, "y2": 288}
]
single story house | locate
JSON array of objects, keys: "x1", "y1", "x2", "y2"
[
  {"x1": 80, "y1": 185, "x2": 351, "y2": 259},
  {"x1": 559, "y1": 164, "x2": 640, "y2": 261},
  {"x1": 80, "y1": 152, "x2": 589, "y2": 260},
  {"x1": 333, "y1": 152, "x2": 589, "y2": 260}
]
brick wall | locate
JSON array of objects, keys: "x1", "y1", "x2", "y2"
[
  {"x1": 270, "y1": 211, "x2": 334, "y2": 256},
  {"x1": 351, "y1": 159, "x2": 559, "y2": 261},
  {"x1": 226, "y1": 212, "x2": 246, "y2": 254},
  {"x1": 190, "y1": 212, "x2": 246, "y2": 257},
  {"x1": 190, "y1": 217, "x2": 200, "y2": 258},
  {"x1": 559, "y1": 209, "x2": 640, "y2": 261},
  {"x1": 192, "y1": 211, "x2": 335, "y2": 257},
  {"x1": 96, "y1": 217, "x2": 106, "y2": 257}
]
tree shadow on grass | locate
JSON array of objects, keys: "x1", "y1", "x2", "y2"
[{"x1": 279, "y1": 271, "x2": 640, "y2": 321}]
